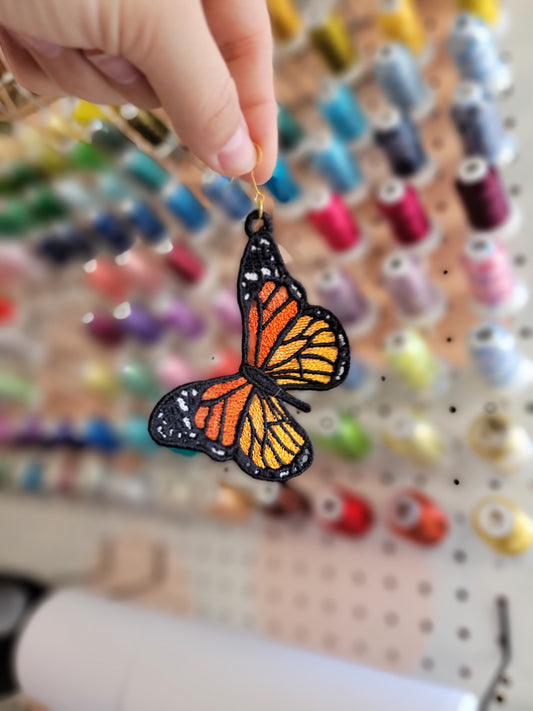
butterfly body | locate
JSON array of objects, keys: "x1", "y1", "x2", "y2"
[{"x1": 149, "y1": 211, "x2": 350, "y2": 481}]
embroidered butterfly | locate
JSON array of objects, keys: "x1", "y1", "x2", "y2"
[{"x1": 149, "y1": 211, "x2": 350, "y2": 481}]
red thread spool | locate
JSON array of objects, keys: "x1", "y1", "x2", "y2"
[
  {"x1": 83, "y1": 310, "x2": 126, "y2": 346},
  {"x1": 306, "y1": 187, "x2": 364, "y2": 254},
  {"x1": 165, "y1": 242, "x2": 206, "y2": 284},
  {"x1": 317, "y1": 487, "x2": 374, "y2": 536},
  {"x1": 84, "y1": 258, "x2": 132, "y2": 303},
  {"x1": 388, "y1": 489, "x2": 448, "y2": 545},
  {"x1": 207, "y1": 348, "x2": 242, "y2": 379},
  {"x1": 0, "y1": 296, "x2": 17, "y2": 324},
  {"x1": 256, "y1": 482, "x2": 310, "y2": 517},
  {"x1": 377, "y1": 178, "x2": 435, "y2": 249},
  {"x1": 456, "y1": 156, "x2": 511, "y2": 232}
]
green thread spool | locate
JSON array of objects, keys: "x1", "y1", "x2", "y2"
[
  {"x1": 0, "y1": 372, "x2": 35, "y2": 404},
  {"x1": 68, "y1": 141, "x2": 110, "y2": 171},
  {"x1": 313, "y1": 409, "x2": 372, "y2": 460},
  {"x1": 90, "y1": 120, "x2": 135, "y2": 155},
  {"x1": 0, "y1": 199, "x2": 37, "y2": 236},
  {"x1": 278, "y1": 103, "x2": 306, "y2": 153},
  {"x1": 122, "y1": 148, "x2": 171, "y2": 191},
  {"x1": 0, "y1": 161, "x2": 43, "y2": 194},
  {"x1": 385, "y1": 329, "x2": 440, "y2": 390},
  {"x1": 29, "y1": 187, "x2": 68, "y2": 222},
  {"x1": 119, "y1": 360, "x2": 161, "y2": 399}
]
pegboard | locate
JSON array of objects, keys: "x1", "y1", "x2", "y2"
[{"x1": 2, "y1": 1, "x2": 533, "y2": 710}]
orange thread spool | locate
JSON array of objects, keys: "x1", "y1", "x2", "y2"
[
  {"x1": 256, "y1": 482, "x2": 310, "y2": 517},
  {"x1": 388, "y1": 489, "x2": 448, "y2": 545},
  {"x1": 317, "y1": 487, "x2": 374, "y2": 536}
]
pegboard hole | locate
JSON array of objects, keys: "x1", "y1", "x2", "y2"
[
  {"x1": 454, "y1": 550, "x2": 467, "y2": 564},
  {"x1": 419, "y1": 619, "x2": 434, "y2": 634},
  {"x1": 418, "y1": 581, "x2": 433, "y2": 596},
  {"x1": 383, "y1": 575, "x2": 398, "y2": 591},
  {"x1": 456, "y1": 588, "x2": 470, "y2": 602},
  {"x1": 457, "y1": 627, "x2": 471, "y2": 641},
  {"x1": 352, "y1": 604, "x2": 367, "y2": 620},
  {"x1": 519, "y1": 326, "x2": 532, "y2": 339},
  {"x1": 504, "y1": 117, "x2": 516, "y2": 130},
  {"x1": 421, "y1": 657, "x2": 434, "y2": 671},
  {"x1": 459, "y1": 665, "x2": 472, "y2": 680},
  {"x1": 322, "y1": 598, "x2": 337, "y2": 614},
  {"x1": 384, "y1": 611, "x2": 399, "y2": 627},
  {"x1": 380, "y1": 471, "x2": 395, "y2": 486},
  {"x1": 385, "y1": 648, "x2": 400, "y2": 663},
  {"x1": 353, "y1": 639, "x2": 368, "y2": 656},
  {"x1": 352, "y1": 570, "x2": 367, "y2": 585}
]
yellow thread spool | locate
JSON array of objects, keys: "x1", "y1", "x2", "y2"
[
  {"x1": 472, "y1": 496, "x2": 533, "y2": 555},
  {"x1": 81, "y1": 362, "x2": 121, "y2": 399},
  {"x1": 309, "y1": 12, "x2": 358, "y2": 74},
  {"x1": 378, "y1": 0, "x2": 427, "y2": 57},
  {"x1": 457, "y1": 0, "x2": 500, "y2": 27},
  {"x1": 208, "y1": 483, "x2": 253, "y2": 522},
  {"x1": 383, "y1": 411, "x2": 443, "y2": 465},
  {"x1": 469, "y1": 413, "x2": 533, "y2": 473},
  {"x1": 267, "y1": 0, "x2": 303, "y2": 43},
  {"x1": 385, "y1": 329, "x2": 440, "y2": 390},
  {"x1": 72, "y1": 100, "x2": 108, "y2": 125}
]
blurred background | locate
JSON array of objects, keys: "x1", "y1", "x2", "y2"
[{"x1": 1, "y1": 0, "x2": 532, "y2": 708}]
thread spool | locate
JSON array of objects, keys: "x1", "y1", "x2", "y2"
[
  {"x1": 377, "y1": 178, "x2": 440, "y2": 254},
  {"x1": 123, "y1": 201, "x2": 167, "y2": 245},
  {"x1": 388, "y1": 489, "x2": 448, "y2": 545},
  {"x1": 385, "y1": 329, "x2": 443, "y2": 392},
  {"x1": 267, "y1": 0, "x2": 304, "y2": 45},
  {"x1": 118, "y1": 105, "x2": 175, "y2": 152},
  {"x1": 91, "y1": 212, "x2": 135, "y2": 256},
  {"x1": 68, "y1": 141, "x2": 109, "y2": 171},
  {"x1": 317, "y1": 487, "x2": 374, "y2": 536},
  {"x1": 90, "y1": 120, "x2": 134, "y2": 155},
  {"x1": 374, "y1": 43, "x2": 434, "y2": 121},
  {"x1": 207, "y1": 348, "x2": 242, "y2": 379},
  {"x1": 462, "y1": 237, "x2": 528, "y2": 316},
  {"x1": 212, "y1": 287, "x2": 242, "y2": 336},
  {"x1": 113, "y1": 302, "x2": 166, "y2": 344},
  {"x1": 19, "y1": 460, "x2": 44, "y2": 494},
  {"x1": 448, "y1": 14, "x2": 512, "y2": 96},
  {"x1": 374, "y1": 107, "x2": 432, "y2": 186},
  {"x1": 383, "y1": 411, "x2": 444, "y2": 466},
  {"x1": 309, "y1": 131, "x2": 368, "y2": 204},
  {"x1": 201, "y1": 172, "x2": 252, "y2": 221},
  {"x1": 256, "y1": 482, "x2": 309, "y2": 517},
  {"x1": 84, "y1": 258, "x2": 132, "y2": 302},
  {"x1": 122, "y1": 415, "x2": 159, "y2": 455},
  {"x1": 316, "y1": 268, "x2": 377, "y2": 337},
  {"x1": 309, "y1": 11, "x2": 360, "y2": 80},
  {"x1": 306, "y1": 188, "x2": 366, "y2": 258},
  {"x1": 469, "y1": 413, "x2": 533, "y2": 473},
  {"x1": 312, "y1": 409, "x2": 372, "y2": 460},
  {"x1": 35, "y1": 232, "x2": 76, "y2": 267},
  {"x1": 458, "y1": 0, "x2": 502, "y2": 30},
  {"x1": 72, "y1": 100, "x2": 108, "y2": 124},
  {"x1": 49, "y1": 177, "x2": 93, "y2": 213},
  {"x1": 318, "y1": 81, "x2": 370, "y2": 148},
  {"x1": 165, "y1": 243, "x2": 206, "y2": 285},
  {"x1": 452, "y1": 82, "x2": 516, "y2": 167},
  {"x1": 378, "y1": 0, "x2": 429, "y2": 63},
  {"x1": 264, "y1": 156, "x2": 303, "y2": 214},
  {"x1": 468, "y1": 323, "x2": 526, "y2": 388},
  {"x1": 164, "y1": 299, "x2": 206, "y2": 339},
  {"x1": 455, "y1": 157, "x2": 520, "y2": 240},
  {"x1": 121, "y1": 148, "x2": 170, "y2": 191},
  {"x1": 119, "y1": 360, "x2": 160, "y2": 399},
  {"x1": 207, "y1": 483, "x2": 253, "y2": 522},
  {"x1": 382, "y1": 251, "x2": 445, "y2": 326},
  {"x1": 83, "y1": 310, "x2": 126, "y2": 347},
  {"x1": 342, "y1": 352, "x2": 372, "y2": 394},
  {"x1": 29, "y1": 186, "x2": 68, "y2": 222},
  {"x1": 163, "y1": 182, "x2": 210, "y2": 234},
  {"x1": 472, "y1": 496, "x2": 533, "y2": 555},
  {"x1": 155, "y1": 355, "x2": 196, "y2": 390},
  {"x1": 84, "y1": 417, "x2": 122, "y2": 454},
  {"x1": 277, "y1": 103, "x2": 306, "y2": 154},
  {"x1": 0, "y1": 198, "x2": 37, "y2": 236},
  {"x1": 81, "y1": 361, "x2": 121, "y2": 399}
]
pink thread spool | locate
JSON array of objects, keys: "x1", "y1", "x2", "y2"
[
  {"x1": 83, "y1": 310, "x2": 127, "y2": 347},
  {"x1": 306, "y1": 187, "x2": 366, "y2": 259},
  {"x1": 462, "y1": 237, "x2": 528, "y2": 316},
  {"x1": 165, "y1": 242, "x2": 207, "y2": 285},
  {"x1": 377, "y1": 178, "x2": 440, "y2": 254},
  {"x1": 316, "y1": 267, "x2": 377, "y2": 337},
  {"x1": 156, "y1": 355, "x2": 197, "y2": 389},
  {"x1": 212, "y1": 287, "x2": 242, "y2": 336}
]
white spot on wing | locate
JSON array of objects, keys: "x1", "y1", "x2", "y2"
[
  {"x1": 192, "y1": 389, "x2": 198, "y2": 396},
  {"x1": 245, "y1": 272, "x2": 258, "y2": 281},
  {"x1": 261, "y1": 267, "x2": 271, "y2": 276},
  {"x1": 183, "y1": 417, "x2": 191, "y2": 430},
  {"x1": 177, "y1": 397, "x2": 188, "y2": 412},
  {"x1": 212, "y1": 447, "x2": 225, "y2": 456}
]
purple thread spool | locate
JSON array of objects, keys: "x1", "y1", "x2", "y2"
[
  {"x1": 316, "y1": 267, "x2": 377, "y2": 337},
  {"x1": 114, "y1": 302, "x2": 166, "y2": 344},
  {"x1": 83, "y1": 311, "x2": 127, "y2": 346},
  {"x1": 212, "y1": 287, "x2": 242, "y2": 336},
  {"x1": 382, "y1": 251, "x2": 445, "y2": 326},
  {"x1": 165, "y1": 299, "x2": 206, "y2": 338},
  {"x1": 15, "y1": 415, "x2": 47, "y2": 448}
]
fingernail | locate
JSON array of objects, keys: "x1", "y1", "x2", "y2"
[
  {"x1": 88, "y1": 53, "x2": 141, "y2": 86},
  {"x1": 215, "y1": 125, "x2": 257, "y2": 176},
  {"x1": 15, "y1": 33, "x2": 62, "y2": 58}
]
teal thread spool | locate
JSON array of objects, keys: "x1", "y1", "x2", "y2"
[
  {"x1": 313, "y1": 410, "x2": 372, "y2": 460},
  {"x1": 278, "y1": 103, "x2": 306, "y2": 153},
  {"x1": 122, "y1": 148, "x2": 171, "y2": 191},
  {"x1": 171, "y1": 448, "x2": 199, "y2": 457},
  {"x1": 119, "y1": 360, "x2": 161, "y2": 399},
  {"x1": 122, "y1": 415, "x2": 159, "y2": 455}
]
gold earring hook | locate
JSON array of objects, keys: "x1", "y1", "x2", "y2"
[{"x1": 251, "y1": 143, "x2": 265, "y2": 219}]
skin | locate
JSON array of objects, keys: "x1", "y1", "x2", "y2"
[{"x1": 0, "y1": 0, "x2": 278, "y2": 183}]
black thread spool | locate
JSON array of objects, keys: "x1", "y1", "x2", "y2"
[
  {"x1": 119, "y1": 105, "x2": 172, "y2": 149},
  {"x1": 374, "y1": 107, "x2": 430, "y2": 183}
]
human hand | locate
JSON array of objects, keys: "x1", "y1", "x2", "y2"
[{"x1": 0, "y1": 0, "x2": 277, "y2": 182}]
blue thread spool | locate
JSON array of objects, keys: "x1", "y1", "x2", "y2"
[
  {"x1": 91, "y1": 211, "x2": 135, "y2": 255},
  {"x1": 89, "y1": 120, "x2": 135, "y2": 155},
  {"x1": 53, "y1": 179, "x2": 95, "y2": 211},
  {"x1": 201, "y1": 172, "x2": 253, "y2": 221},
  {"x1": 20, "y1": 459, "x2": 44, "y2": 493},
  {"x1": 97, "y1": 172, "x2": 137, "y2": 202},
  {"x1": 342, "y1": 352, "x2": 370, "y2": 390},
  {"x1": 374, "y1": 43, "x2": 434, "y2": 122},
  {"x1": 448, "y1": 14, "x2": 512, "y2": 96},
  {"x1": 163, "y1": 181, "x2": 210, "y2": 233},
  {"x1": 374, "y1": 107, "x2": 432, "y2": 185},
  {"x1": 35, "y1": 232, "x2": 75, "y2": 266},
  {"x1": 124, "y1": 200, "x2": 167, "y2": 245},
  {"x1": 85, "y1": 417, "x2": 122, "y2": 454},
  {"x1": 318, "y1": 81, "x2": 370, "y2": 147},
  {"x1": 451, "y1": 81, "x2": 516, "y2": 167},
  {"x1": 309, "y1": 131, "x2": 367, "y2": 203},
  {"x1": 57, "y1": 224, "x2": 96, "y2": 262},
  {"x1": 122, "y1": 148, "x2": 171, "y2": 191},
  {"x1": 122, "y1": 415, "x2": 159, "y2": 454},
  {"x1": 468, "y1": 323, "x2": 522, "y2": 387},
  {"x1": 265, "y1": 156, "x2": 302, "y2": 204},
  {"x1": 53, "y1": 420, "x2": 84, "y2": 449}
]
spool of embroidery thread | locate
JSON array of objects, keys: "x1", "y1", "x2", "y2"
[
  {"x1": 451, "y1": 82, "x2": 516, "y2": 167},
  {"x1": 156, "y1": 354, "x2": 196, "y2": 390},
  {"x1": 317, "y1": 487, "x2": 374, "y2": 536},
  {"x1": 448, "y1": 14, "x2": 512, "y2": 96},
  {"x1": 455, "y1": 157, "x2": 520, "y2": 240},
  {"x1": 119, "y1": 360, "x2": 161, "y2": 399},
  {"x1": 81, "y1": 361, "x2": 121, "y2": 399},
  {"x1": 277, "y1": 103, "x2": 306, "y2": 155},
  {"x1": 123, "y1": 201, "x2": 168, "y2": 246},
  {"x1": 118, "y1": 105, "x2": 176, "y2": 155},
  {"x1": 342, "y1": 352, "x2": 373, "y2": 394},
  {"x1": 90, "y1": 120, "x2": 135, "y2": 156},
  {"x1": 84, "y1": 416, "x2": 122, "y2": 454},
  {"x1": 388, "y1": 489, "x2": 448, "y2": 545},
  {"x1": 312, "y1": 409, "x2": 372, "y2": 460},
  {"x1": 472, "y1": 496, "x2": 533, "y2": 555},
  {"x1": 457, "y1": 0, "x2": 505, "y2": 32},
  {"x1": 468, "y1": 323, "x2": 525, "y2": 388},
  {"x1": 385, "y1": 329, "x2": 445, "y2": 393},
  {"x1": 378, "y1": 0, "x2": 430, "y2": 64},
  {"x1": 208, "y1": 483, "x2": 254, "y2": 522},
  {"x1": 164, "y1": 299, "x2": 206, "y2": 339},
  {"x1": 163, "y1": 181, "x2": 211, "y2": 235},
  {"x1": 316, "y1": 267, "x2": 377, "y2": 336},
  {"x1": 91, "y1": 212, "x2": 135, "y2": 256},
  {"x1": 377, "y1": 178, "x2": 440, "y2": 254},
  {"x1": 308, "y1": 11, "x2": 361, "y2": 80},
  {"x1": 374, "y1": 43, "x2": 434, "y2": 122},
  {"x1": 382, "y1": 251, "x2": 445, "y2": 326},
  {"x1": 121, "y1": 148, "x2": 171, "y2": 191},
  {"x1": 318, "y1": 80, "x2": 370, "y2": 149},
  {"x1": 264, "y1": 156, "x2": 303, "y2": 213},
  {"x1": 84, "y1": 258, "x2": 132, "y2": 302},
  {"x1": 165, "y1": 243, "x2": 207, "y2": 285},
  {"x1": 113, "y1": 302, "x2": 166, "y2": 345},
  {"x1": 374, "y1": 107, "x2": 432, "y2": 186},
  {"x1": 212, "y1": 287, "x2": 242, "y2": 336},
  {"x1": 309, "y1": 131, "x2": 368, "y2": 205},
  {"x1": 201, "y1": 172, "x2": 252, "y2": 222},
  {"x1": 382, "y1": 411, "x2": 444, "y2": 466},
  {"x1": 306, "y1": 188, "x2": 366, "y2": 258},
  {"x1": 267, "y1": 0, "x2": 304, "y2": 47},
  {"x1": 469, "y1": 413, "x2": 533, "y2": 473},
  {"x1": 256, "y1": 482, "x2": 310, "y2": 517},
  {"x1": 461, "y1": 237, "x2": 528, "y2": 316},
  {"x1": 83, "y1": 310, "x2": 127, "y2": 347}
]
